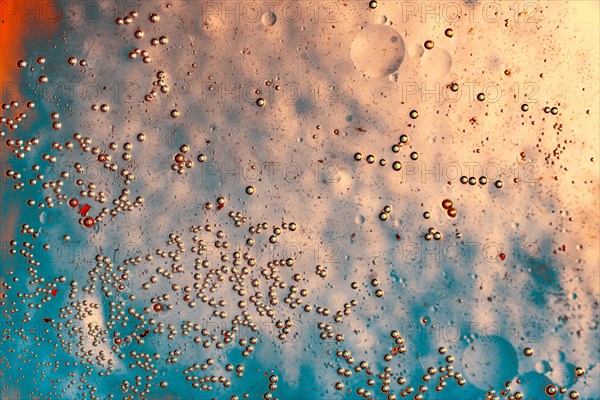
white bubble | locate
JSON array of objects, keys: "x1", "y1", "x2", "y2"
[
  {"x1": 418, "y1": 47, "x2": 452, "y2": 78},
  {"x1": 350, "y1": 25, "x2": 405, "y2": 78},
  {"x1": 261, "y1": 12, "x2": 277, "y2": 27},
  {"x1": 355, "y1": 215, "x2": 366, "y2": 224}
]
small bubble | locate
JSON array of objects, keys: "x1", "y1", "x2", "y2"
[
  {"x1": 445, "y1": 28, "x2": 454, "y2": 38},
  {"x1": 354, "y1": 152, "x2": 363, "y2": 161},
  {"x1": 409, "y1": 110, "x2": 418, "y2": 119},
  {"x1": 392, "y1": 161, "x2": 402, "y2": 171},
  {"x1": 369, "y1": 0, "x2": 378, "y2": 9},
  {"x1": 521, "y1": 104, "x2": 529, "y2": 112},
  {"x1": 245, "y1": 186, "x2": 255, "y2": 195},
  {"x1": 261, "y1": 11, "x2": 277, "y2": 26},
  {"x1": 256, "y1": 98, "x2": 266, "y2": 107},
  {"x1": 424, "y1": 40, "x2": 434, "y2": 50},
  {"x1": 171, "y1": 110, "x2": 179, "y2": 118},
  {"x1": 410, "y1": 152, "x2": 419, "y2": 160},
  {"x1": 477, "y1": 93, "x2": 486, "y2": 101}
]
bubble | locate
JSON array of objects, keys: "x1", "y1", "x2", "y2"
[
  {"x1": 410, "y1": 152, "x2": 419, "y2": 160},
  {"x1": 392, "y1": 161, "x2": 402, "y2": 171},
  {"x1": 354, "y1": 152, "x2": 363, "y2": 161},
  {"x1": 409, "y1": 110, "x2": 418, "y2": 119},
  {"x1": 462, "y1": 336, "x2": 519, "y2": 390},
  {"x1": 83, "y1": 217, "x2": 95, "y2": 228},
  {"x1": 521, "y1": 104, "x2": 529, "y2": 112},
  {"x1": 445, "y1": 28, "x2": 454, "y2": 38},
  {"x1": 261, "y1": 12, "x2": 277, "y2": 26},
  {"x1": 545, "y1": 385, "x2": 557, "y2": 395},
  {"x1": 170, "y1": 110, "x2": 179, "y2": 118},
  {"x1": 424, "y1": 40, "x2": 434, "y2": 50},
  {"x1": 245, "y1": 186, "x2": 255, "y2": 195},
  {"x1": 256, "y1": 98, "x2": 266, "y2": 107},
  {"x1": 369, "y1": 0, "x2": 378, "y2": 9},
  {"x1": 350, "y1": 25, "x2": 405, "y2": 78}
]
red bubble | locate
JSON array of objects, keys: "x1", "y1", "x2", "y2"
[{"x1": 83, "y1": 217, "x2": 95, "y2": 228}]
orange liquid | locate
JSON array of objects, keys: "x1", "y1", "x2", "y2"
[{"x1": 0, "y1": 0, "x2": 60, "y2": 95}]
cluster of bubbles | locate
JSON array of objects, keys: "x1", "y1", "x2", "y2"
[
  {"x1": 333, "y1": 340, "x2": 464, "y2": 400},
  {"x1": 171, "y1": 144, "x2": 195, "y2": 174},
  {"x1": 0, "y1": 3, "x2": 589, "y2": 400}
]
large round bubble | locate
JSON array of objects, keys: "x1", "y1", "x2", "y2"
[
  {"x1": 462, "y1": 336, "x2": 519, "y2": 390},
  {"x1": 350, "y1": 25, "x2": 405, "y2": 78}
]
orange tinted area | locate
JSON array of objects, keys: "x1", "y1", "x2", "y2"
[
  {"x1": 0, "y1": 0, "x2": 60, "y2": 92},
  {"x1": 0, "y1": 0, "x2": 59, "y2": 245}
]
